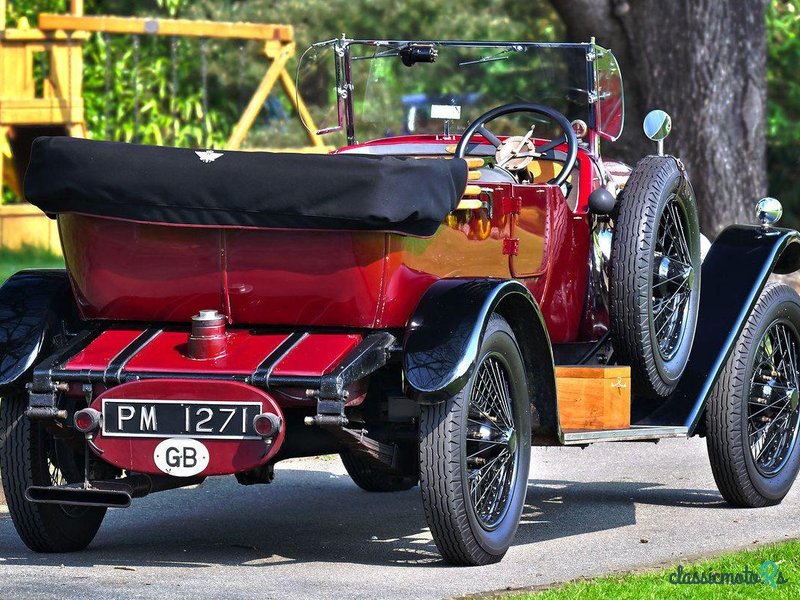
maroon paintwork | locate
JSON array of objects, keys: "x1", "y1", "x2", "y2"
[
  {"x1": 66, "y1": 329, "x2": 361, "y2": 379},
  {"x1": 58, "y1": 135, "x2": 603, "y2": 345},
  {"x1": 90, "y1": 379, "x2": 285, "y2": 476}
]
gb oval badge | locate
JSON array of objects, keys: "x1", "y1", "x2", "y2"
[{"x1": 153, "y1": 438, "x2": 210, "y2": 477}]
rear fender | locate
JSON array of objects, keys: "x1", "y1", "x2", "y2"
[
  {"x1": 0, "y1": 270, "x2": 78, "y2": 390},
  {"x1": 403, "y1": 278, "x2": 559, "y2": 440},
  {"x1": 643, "y1": 225, "x2": 800, "y2": 434}
]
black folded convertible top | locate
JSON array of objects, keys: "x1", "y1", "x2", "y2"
[{"x1": 24, "y1": 137, "x2": 468, "y2": 237}]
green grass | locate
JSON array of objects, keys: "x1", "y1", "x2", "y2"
[
  {"x1": 497, "y1": 540, "x2": 800, "y2": 599},
  {"x1": 0, "y1": 245, "x2": 64, "y2": 283}
]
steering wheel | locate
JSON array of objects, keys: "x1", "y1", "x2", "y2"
[{"x1": 454, "y1": 102, "x2": 578, "y2": 187}]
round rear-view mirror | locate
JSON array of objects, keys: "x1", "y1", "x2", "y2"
[{"x1": 643, "y1": 109, "x2": 672, "y2": 141}]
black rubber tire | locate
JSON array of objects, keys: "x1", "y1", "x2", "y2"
[
  {"x1": 419, "y1": 314, "x2": 531, "y2": 566},
  {"x1": 0, "y1": 388, "x2": 106, "y2": 552},
  {"x1": 610, "y1": 155, "x2": 701, "y2": 399},
  {"x1": 706, "y1": 282, "x2": 800, "y2": 507},
  {"x1": 340, "y1": 450, "x2": 417, "y2": 492}
]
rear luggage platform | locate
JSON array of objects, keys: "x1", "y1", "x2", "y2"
[{"x1": 52, "y1": 326, "x2": 366, "y2": 393}]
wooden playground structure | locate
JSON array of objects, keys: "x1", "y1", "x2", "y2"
[{"x1": 0, "y1": 0, "x2": 328, "y2": 251}]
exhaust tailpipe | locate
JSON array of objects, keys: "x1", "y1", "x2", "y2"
[{"x1": 25, "y1": 474, "x2": 205, "y2": 508}]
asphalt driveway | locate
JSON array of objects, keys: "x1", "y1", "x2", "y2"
[{"x1": 1, "y1": 437, "x2": 799, "y2": 599}]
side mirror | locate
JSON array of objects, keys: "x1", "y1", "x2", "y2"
[{"x1": 643, "y1": 109, "x2": 671, "y2": 155}]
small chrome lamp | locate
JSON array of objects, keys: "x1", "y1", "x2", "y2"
[{"x1": 755, "y1": 197, "x2": 782, "y2": 231}]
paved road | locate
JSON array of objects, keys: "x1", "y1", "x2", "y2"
[{"x1": 1, "y1": 437, "x2": 799, "y2": 599}]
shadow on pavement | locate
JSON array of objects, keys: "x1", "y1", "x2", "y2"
[{"x1": 0, "y1": 466, "x2": 724, "y2": 569}]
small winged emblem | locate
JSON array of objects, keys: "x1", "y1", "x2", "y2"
[{"x1": 195, "y1": 149, "x2": 223, "y2": 163}]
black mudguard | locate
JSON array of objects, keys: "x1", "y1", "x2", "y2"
[
  {"x1": 643, "y1": 225, "x2": 800, "y2": 433},
  {"x1": 403, "y1": 278, "x2": 558, "y2": 437},
  {"x1": 0, "y1": 270, "x2": 78, "y2": 390}
]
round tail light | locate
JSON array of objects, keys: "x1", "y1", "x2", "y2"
[
  {"x1": 74, "y1": 408, "x2": 102, "y2": 434},
  {"x1": 253, "y1": 413, "x2": 282, "y2": 439}
]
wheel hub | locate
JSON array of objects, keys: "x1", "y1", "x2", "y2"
[{"x1": 655, "y1": 255, "x2": 693, "y2": 294}]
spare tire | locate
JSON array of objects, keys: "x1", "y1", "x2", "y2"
[{"x1": 610, "y1": 155, "x2": 701, "y2": 399}]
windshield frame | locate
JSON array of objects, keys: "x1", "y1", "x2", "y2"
[{"x1": 309, "y1": 36, "x2": 623, "y2": 146}]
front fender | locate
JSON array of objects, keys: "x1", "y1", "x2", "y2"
[
  {"x1": 403, "y1": 278, "x2": 553, "y2": 403},
  {"x1": 0, "y1": 270, "x2": 77, "y2": 389},
  {"x1": 643, "y1": 225, "x2": 800, "y2": 433}
]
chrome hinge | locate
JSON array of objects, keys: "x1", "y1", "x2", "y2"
[{"x1": 586, "y1": 90, "x2": 611, "y2": 105}]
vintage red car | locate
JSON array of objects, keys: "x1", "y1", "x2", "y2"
[{"x1": 1, "y1": 38, "x2": 799, "y2": 566}]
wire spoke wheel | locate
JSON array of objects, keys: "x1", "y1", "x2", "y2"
[
  {"x1": 466, "y1": 355, "x2": 518, "y2": 530},
  {"x1": 419, "y1": 314, "x2": 531, "y2": 565},
  {"x1": 747, "y1": 321, "x2": 800, "y2": 477},
  {"x1": 707, "y1": 283, "x2": 800, "y2": 508},
  {"x1": 651, "y1": 192, "x2": 694, "y2": 360},
  {"x1": 611, "y1": 156, "x2": 701, "y2": 400}
]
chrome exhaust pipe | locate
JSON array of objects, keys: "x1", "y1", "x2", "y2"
[
  {"x1": 26, "y1": 481, "x2": 135, "y2": 508},
  {"x1": 25, "y1": 474, "x2": 205, "y2": 508}
]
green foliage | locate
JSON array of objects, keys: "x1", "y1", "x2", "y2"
[
  {"x1": 184, "y1": 0, "x2": 563, "y2": 147},
  {"x1": 3, "y1": 1, "x2": 799, "y2": 211},
  {"x1": 767, "y1": 0, "x2": 800, "y2": 144},
  {"x1": 766, "y1": 1, "x2": 800, "y2": 228},
  {"x1": 81, "y1": 32, "x2": 236, "y2": 148},
  {"x1": 4, "y1": 0, "x2": 63, "y2": 26},
  {"x1": 3, "y1": 0, "x2": 562, "y2": 166}
]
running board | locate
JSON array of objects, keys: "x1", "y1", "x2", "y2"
[{"x1": 561, "y1": 425, "x2": 689, "y2": 445}]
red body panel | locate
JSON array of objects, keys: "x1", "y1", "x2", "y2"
[
  {"x1": 271, "y1": 334, "x2": 360, "y2": 376},
  {"x1": 58, "y1": 135, "x2": 599, "y2": 344},
  {"x1": 66, "y1": 328, "x2": 362, "y2": 379},
  {"x1": 90, "y1": 379, "x2": 284, "y2": 476},
  {"x1": 66, "y1": 329, "x2": 142, "y2": 371},
  {"x1": 123, "y1": 331, "x2": 285, "y2": 375}
]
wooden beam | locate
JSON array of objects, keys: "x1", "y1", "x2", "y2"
[
  {"x1": 278, "y1": 68, "x2": 326, "y2": 148},
  {"x1": 0, "y1": 99, "x2": 85, "y2": 125},
  {"x1": 226, "y1": 42, "x2": 294, "y2": 149},
  {"x1": 70, "y1": 0, "x2": 84, "y2": 17},
  {"x1": 37, "y1": 14, "x2": 294, "y2": 42},
  {"x1": 0, "y1": 127, "x2": 7, "y2": 202},
  {"x1": 0, "y1": 29, "x2": 89, "y2": 41}
]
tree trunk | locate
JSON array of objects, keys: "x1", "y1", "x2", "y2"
[{"x1": 548, "y1": 0, "x2": 768, "y2": 236}]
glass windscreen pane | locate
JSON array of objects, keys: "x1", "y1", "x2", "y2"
[
  {"x1": 348, "y1": 44, "x2": 591, "y2": 143},
  {"x1": 593, "y1": 46, "x2": 624, "y2": 141},
  {"x1": 296, "y1": 42, "x2": 343, "y2": 136}
]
